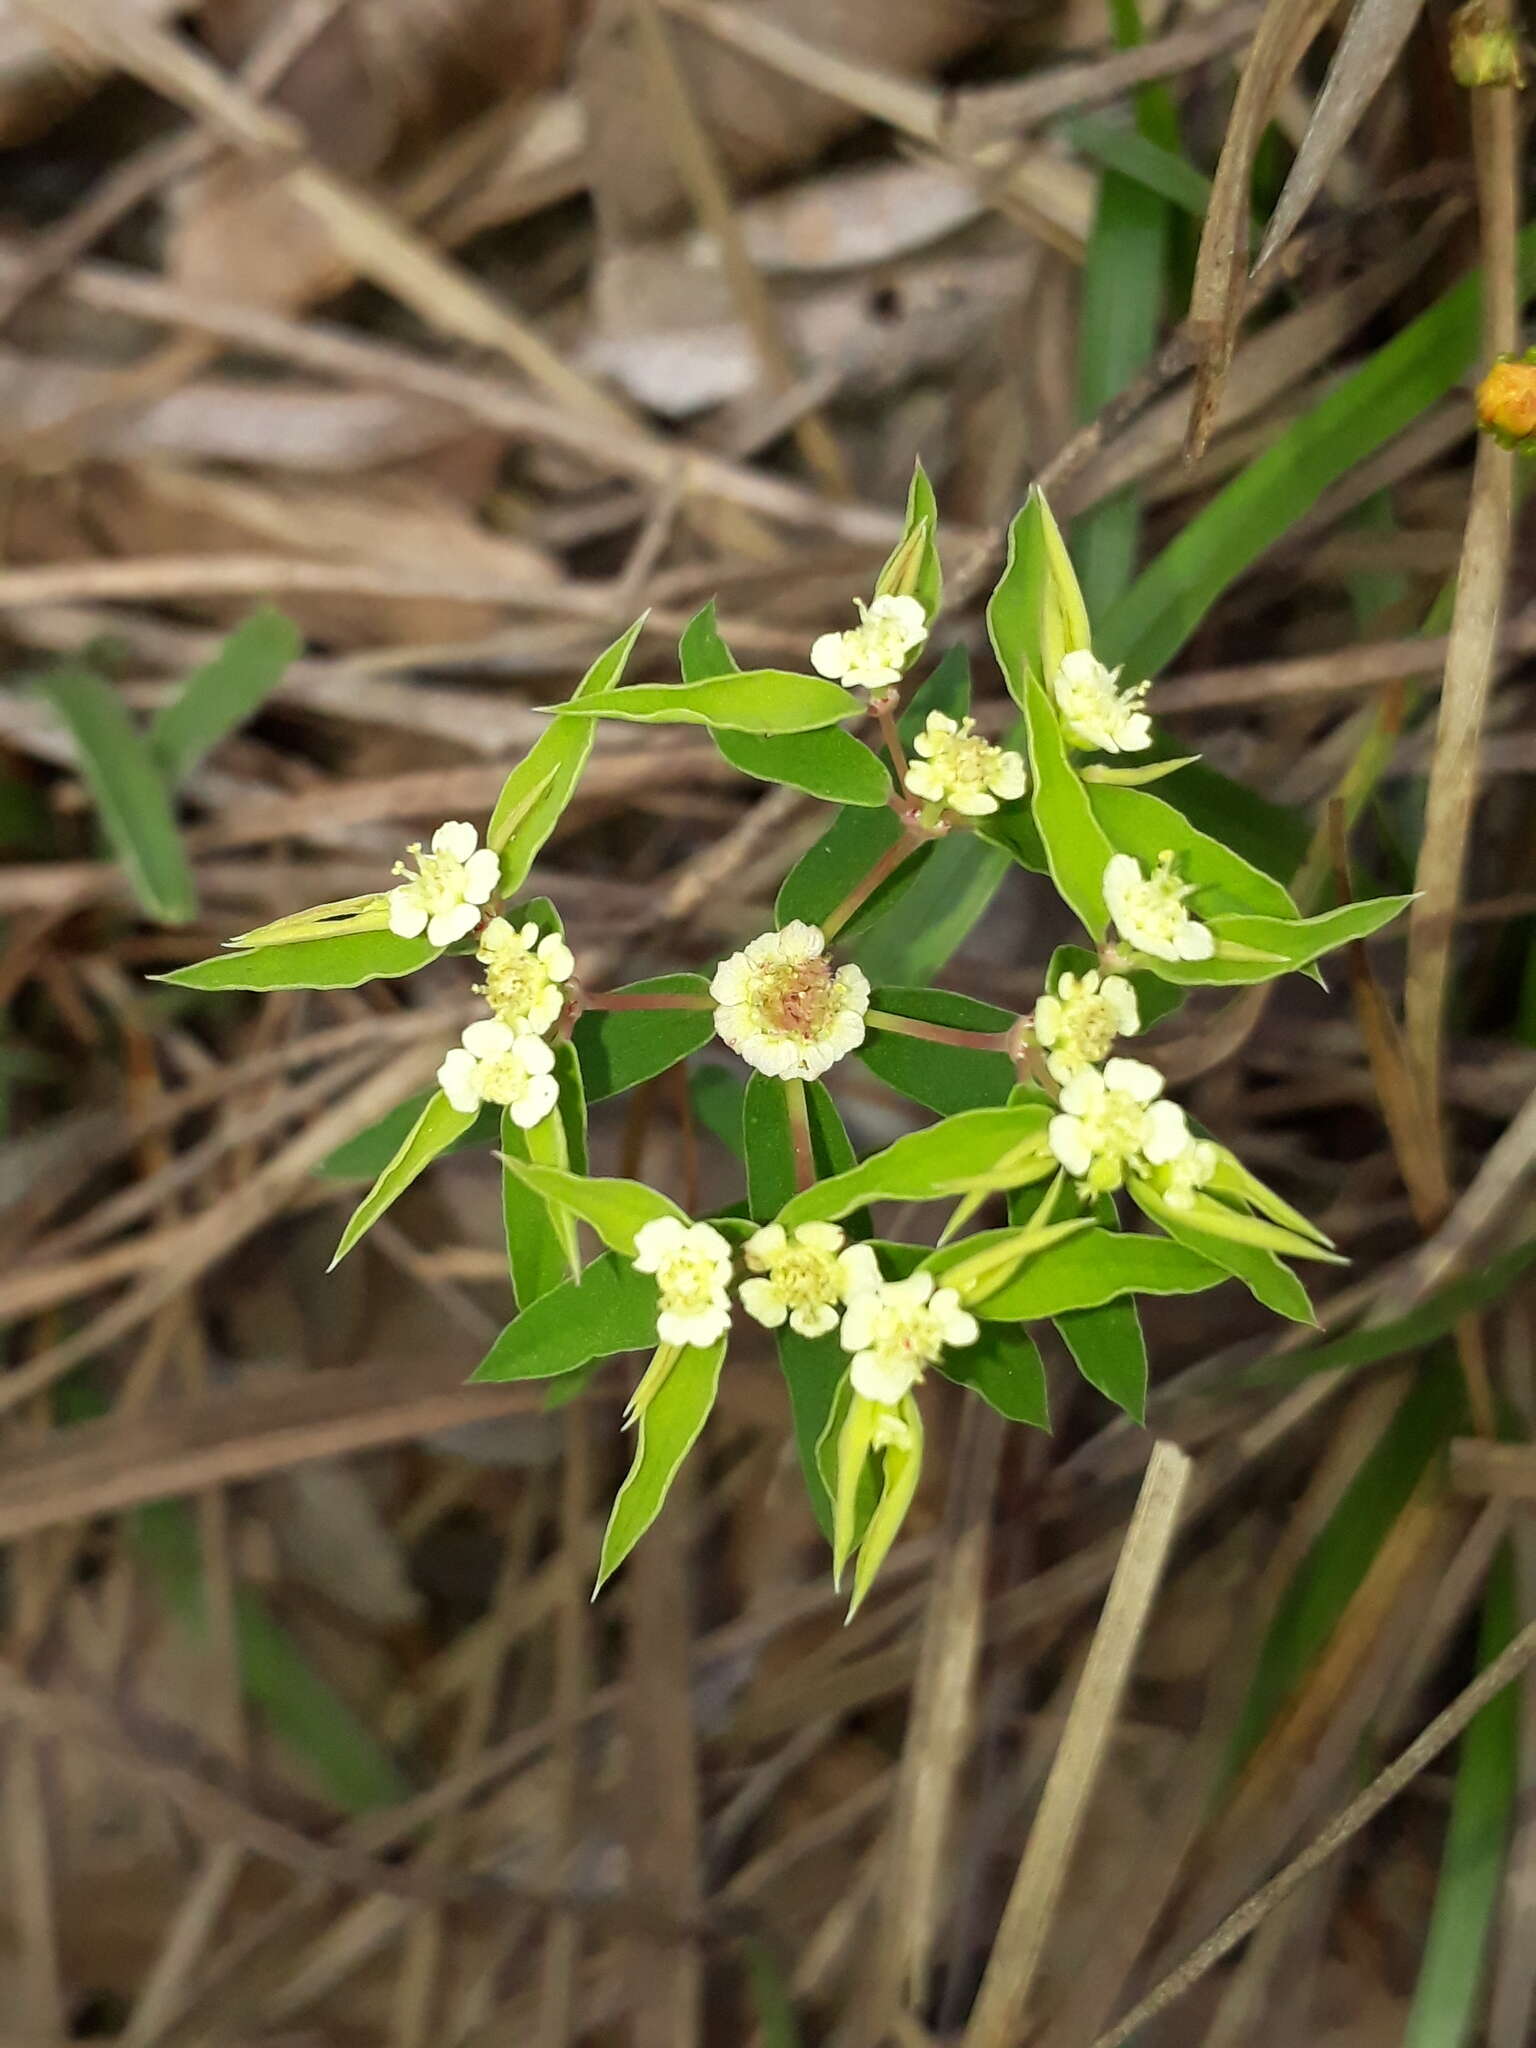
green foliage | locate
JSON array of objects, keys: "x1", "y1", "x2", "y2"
[
  {"x1": 1058, "y1": 1297, "x2": 1148, "y2": 1422},
  {"x1": 936, "y1": 1324, "x2": 1050, "y2": 1426},
  {"x1": 316, "y1": 1091, "x2": 495, "y2": 1180},
  {"x1": 1089, "y1": 781, "x2": 1299, "y2": 920},
  {"x1": 39, "y1": 664, "x2": 197, "y2": 924},
  {"x1": 330, "y1": 1090, "x2": 477, "y2": 1267},
  {"x1": 1018, "y1": 671, "x2": 1115, "y2": 938},
  {"x1": 859, "y1": 988, "x2": 1016, "y2": 1113},
  {"x1": 596, "y1": 1339, "x2": 726, "y2": 1590},
  {"x1": 498, "y1": 1160, "x2": 684, "y2": 1256},
  {"x1": 160, "y1": 931, "x2": 438, "y2": 992},
  {"x1": 549, "y1": 671, "x2": 857, "y2": 733},
  {"x1": 471, "y1": 1251, "x2": 662, "y2": 1382},
  {"x1": 148, "y1": 606, "x2": 301, "y2": 786},
  {"x1": 778, "y1": 1105, "x2": 1055, "y2": 1229},
  {"x1": 572, "y1": 976, "x2": 715, "y2": 1099}
]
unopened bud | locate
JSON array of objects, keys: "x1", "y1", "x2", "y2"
[
  {"x1": 1450, "y1": 4, "x2": 1527, "y2": 88},
  {"x1": 1476, "y1": 353, "x2": 1536, "y2": 450},
  {"x1": 874, "y1": 520, "x2": 931, "y2": 608}
]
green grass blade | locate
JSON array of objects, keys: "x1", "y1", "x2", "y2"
[
  {"x1": 38, "y1": 663, "x2": 197, "y2": 923},
  {"x1": 148, "y1": 606, "x2": 301, "y2": 786}
]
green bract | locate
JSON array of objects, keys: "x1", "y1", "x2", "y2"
[{"x1": 167, "y1": 477, "x2": 1410, "y2": 1610}]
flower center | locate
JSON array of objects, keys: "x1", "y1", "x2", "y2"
[
  {"x1": 1068, "y1": 1000, "x2": 1117, "y2": 1066},
  {"x1": 769, "y1": 1245, "x2": 840, "y2": 1310},
  {"x1": 760, "y1": 959, "x2": 838, "y2": 1039},
  {"x1": 658, "y1": 1250, "x2": 725, "y2": 1316},
  {"x1": 484, "y1": 949, "x2": 546, "y2": 1016},
  {"x1": 1079, "y1": 1087, "x2": 1151, "y2": 1173},
  {"x1": 398, "y1": 845, "x2": 464, "y2": 915}
]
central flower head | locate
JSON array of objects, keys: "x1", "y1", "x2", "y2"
[
  {"x1": 1104, "y1": 851, "x2": 1215, "y2": 963},
  {"x1": 905, "y1": 712, "x2": 1027, "y2": 817},
  {"x1": 1047, "y1": 1056, "x2": 1193, "y2": 1195},
  {"x1": 1049, "y1": 650, "x2": 1152, "y2": 755},
  {"x1": 739, "y1": 1221, "x2": 866, "y2": 1339},
  {"x1": 437, "y1": 1019, "x2": 559, "y2": 1128},
  {"x1": 632, "y1": 1216, "x2": 734, "y2": 1350},
  {"x1": 477, "y1": 917, "x2": 574, "y2": 1035},
  {"x1": 811, "y1": 593, "x2": 928, "y2": 693},
  {"x1": 1034, "y1": 968, "x2": 1139, "y2": 1082},
  {"x1": 710, "y1": 921, "x2": 870, "y2": 1082},
  {"x1": 839, "y1": 1263, "x2": 979, "y2": 1407},
  {"x1": 388, "y1": 820, "x2": 501, "y2": 949}
]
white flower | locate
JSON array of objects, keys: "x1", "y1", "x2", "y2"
[
  {"x1": 810, "y1": 594, "x2": 928, "y2": 692},
  {"x1": 839, "y1": 1267, "x2": 979, "y2": 1407},
  {"x1": 904, "y1": 712, "x2": 1027, "y2": 817},
  {"x1": 476, "y1": 917, "x2": 574, "y2": 1034},
  {"x1": 1104, "y1": 851, "x2": 1215, "y2": 963},
  {"x1": 632, "y1": 1216, "x2": 734, "y2": 1350},
  {"x1": 1155, "y1": 1137, "x2": 1219, "y2": 1211},
  {"x1": 1034, "y1": 969, "x2": 1140, "y2": 1083},
  {"x1": 710, "y1": 920, "x2": 870, "y2": 1082},
  {"x1": 437, "y1": 1019, "x2": 558, "y2": 1128},
  {"x1": 1047, "y1": 1055, "x2": 1194, "y2": 1195},
  {"x1": 1049, "y1": 650, "x2": 1152, "y2": 754},
  {"x1": 739, "y1": 1221, "x2": 873, "y2": 1339},
  {"x1": 388, "y1": 821, "x2": 501, "y2": 948}
]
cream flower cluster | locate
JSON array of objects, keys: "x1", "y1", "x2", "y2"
[
  {"x1": 811, "y1": 594, "x2": 928, "y2": 692},
  {"x1": 1049, "y1": 651, "x2": 1152, "y2": 754},
  {"x1": 388, "y1": 821, "x2": 501, "y2": 948},
  {"x1": 710, "y1": 921, "x2": 870, "y2": 1083},
  {"x1": 1047, "y1": 1056, "x2": 1197, "y2": 1197},
  {"x1": 905, "y1": 711, "x2": 1027, "y2": 817},
  {"x1": 1034, "y1": 968, "x2": 1139, "y2": 1082},
  {"x1": 1104, "y1": 852, "x2": 1215, "y2": 963},
  {"x1": 840, "y1": 1265, "x2": 979, "y2": 1407},
  {"x1": 477, "y1": 916, "x2": 574, "y2": 1034},
  {"x1": 739, "y1": 1221, "x2": 867, "y2": 1339},
  {"x1": 438, "y1": 1020, "x2": 558, "y2": 1128},
  {"x1": 632, "y1": 1217, "x2": 735, "y2": 1349}
]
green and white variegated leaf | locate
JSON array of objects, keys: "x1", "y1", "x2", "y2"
[
  {"x1": 1128, "y1": 1183, "x2": 1317, "y2": 1325},
  {"x1": 987, "y1": 487, "x2": 1092, "y2": 704},
  {"x1": 937, "y1": 1224, "x2": 1225, "y2": 1321},
  {"x1": 546, "y1": 671, "x2": 858, "y2": 734},
  {"x1": 497, "y1": 1159, "x2": 685, "y2": 1256},
  {"x1": 470, "y1": 1250, "x2": 661, "y2": 1381},
  {"x1": 874, "y1": 457, "x2": 943, "y2": 621},
  {"x1": 596, "y1": 1339, "x2": 726, "y2": 1589},
  {"x1": 1137, "y1": 895, "x2": 1414, "y2": 986},
  {"x1": 159, "y1": 930, "x2": 438, "y2": 992},
  {"x1": 500, "y1": 1043, "x2": 587, "y2": 1303},
  {"x1": 777, "y1": 1104, "x2": 1055, "y2": 1230},
  {"x1": 1020, "y1": 670, "x2": 1114, "y2": 940},
  {"x1": 682, "y1": 603, "x2": 891, "y2": 808},
  {"x1": 1087, "y1": 781, "x2": 1300, "y2": 921},
  {"x1": 490, "y1": 614, "x2": 646, "y2": 890},
  {"x1": 329, "y1": 1089, "x2": 476, "y2": 1267}
]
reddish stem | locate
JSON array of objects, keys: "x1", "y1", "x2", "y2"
[{"x1": 864, "y1": 1009, "x2": 1015, "y2": 1054}]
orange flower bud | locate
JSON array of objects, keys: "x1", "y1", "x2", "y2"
[{"x1": 1475, "y1": 353, "x2": 1536, "y2": 450}]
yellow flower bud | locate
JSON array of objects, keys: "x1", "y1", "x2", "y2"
[
  {"x1": 1449, "y1": 5, "x2": 1527, "y2": 87},
  {"x1": 1475, "y1": 353, "x2": 1536, "y2": 451}
]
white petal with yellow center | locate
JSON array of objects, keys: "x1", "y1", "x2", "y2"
[{"x1": 710, "y1": 920, "x2": 870, "y2": 1082}]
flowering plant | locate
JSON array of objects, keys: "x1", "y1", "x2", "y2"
[{"x1": 163, "y1": 474, "x2": 1408, "y2": 1609}]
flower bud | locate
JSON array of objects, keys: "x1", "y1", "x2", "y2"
[{"x1": 1475, "y1": 353, "x2": 1536, "y2": 451}]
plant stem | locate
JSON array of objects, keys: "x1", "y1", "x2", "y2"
[
  {"x1": 864, "y1": 1010, "x2": 1014, "y2": 1054},
  {"x1": 784, "y1": 1077, "x2": 815, "y2": 1191},
  {"x1": 821, "y1": 824, "x2": 925, "y2": 941},
  {"x1": 584, "y1": 990, "x2": 714, "y2": 1012},
  {"x1": 872, "y1": 690, "x2": 909, "y2": 787}
]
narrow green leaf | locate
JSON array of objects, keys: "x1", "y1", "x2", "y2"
[
  {"x1": 1088, "y1": 781, "x2": 1299, "y2": 920},
  {"x1": 936, "y1": 1324, "x2": 1050, "y2": 1426},
  {"x1": 858, "y1": 987, "x2": 1016, "y2": 1113},
  {"x1": 1141, "y1": 895, "x2": 1414, "y2": 987},
  {"x1": 498, "y1": 1160, "x2": 684, "y2": 1256},
  {"x1": 549, "y1": 671, "x2": 857, "y2": 733},
  {"x1": 721, "y1": 726, "x2": 891, "y2": 806},
  {"x1": 1021, "y1": 672, "x2": 1114, "y2": 939},
  {"x1": 490, "y1": 614, "x2": 647, "y2": 888},
  {"x1": 987, "y1": 488, "x2": 1091, "y2": 703},
  {"x1": 1057, "y1": 1297, "x2": 1148, "y2": 1422},
  {"x1": 1067, "y1": 114, "x2": 1212, "y2": 218},
  {"x1": 875, "y1": 457, "x2": 943, "y2": 620},
  {"x1": 159, "y1": 930, "x2": 438, "y2": 992},
  {"x1": 40, "y1": 664, "x2": 196, "y2": 923},
  {"x1": 778, "y1": 1105, "x2": 1055, "y2": 1230},
  {"x1": 572, "y1": 975, "x2": 715, "y2": 1100},
  {"x1": 470, "y1": 1250, "x2": 659, "y2": 1381},
  {"x1": 744, "y1": 1073, "x2": 799, "y2": 1223},
  {"x1": 1404, "y1": 1549, "x2": 1518, "y2": 2048},
  {"x1": 148, "y1": 607, "x2": 301, "y2": 786},
  {"x1": 1099, "y1": 224, "x2": 1536, "y2": 679},
  {"x1": 330, "y1": 1090, "x2": 476, "y2": 1267},
  {"x1": 774, "y1": 650, "x2": 969, "y2": 934},
  {"x1": 691, "y1": 1061, "x2": 748, "y2": 1159},
  {"x1": 1129, "y1": 1186, "x2": 1316, "y2": 1324},
  {"x1": 501, "y1": 1085, "x2": 581, "y2": 1305},
  {"x1": 316, "y1": 1091, "x2": 495, "y2": 1180},
  {"x1": 776, "y1": 1327, "x2": 847, "y2": 1539},
  {"x1": 951, "y1": 1225, "x2": 1223, "y2": 1320},
  {"x1": 596, "y1": 1339, "x2": 725, "y2": 1588}
]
